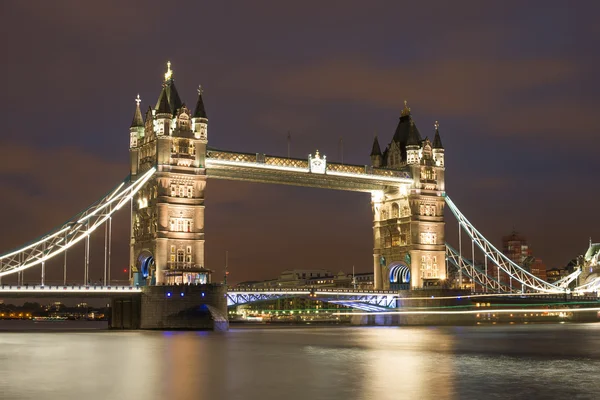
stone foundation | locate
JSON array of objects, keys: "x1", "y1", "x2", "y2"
[{"x1": 111, "y1": 284, "x2": 228, "y2": 330}]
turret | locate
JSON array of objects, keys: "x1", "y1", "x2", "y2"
[
  {"x1": 370, "y1": 135, "x2": 382, "y2": 167},
  {"x1": 192, "y1": 85, "x2": 208, "y2": 142},
  {"x1": 432, "y1": 121, "x2": 444, "y2": 167},
  {"x1": 130, "y1": 94, "x2": 144, "y2": 149},
  {"x1": 154, "y1": 61, "x2": 183, "y2": 136},
  {"x1": 405, "y1": 114, "x2": 421, "y2": 165}
]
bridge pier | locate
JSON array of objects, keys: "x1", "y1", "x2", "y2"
[
  {"x1": 111, "y1": 285, "x2": 228, "y2": 330},
  {"x1": 139, "y1": 284, "x2": 228, "y2": 330},
  {"x1": 110, "y1": 296, "x2": 141, "y2": 329}
]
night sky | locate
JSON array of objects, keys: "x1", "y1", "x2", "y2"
[{"x1": 0, "y1": 1, "x2": 598, "y2": 285}]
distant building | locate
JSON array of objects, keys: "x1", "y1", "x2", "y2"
[
  {"x1": 232, "y1": 269, "x2": 374, "y2": 290},
  {"x1": 546, "y1": 267, "x2": 571, "y2": 284},
  {"x1": 529, "y1": 258, "x2": 547, "y2": 281},
  {"x1": 502, "y1": 231, "x2": 531, "y2": 266}
]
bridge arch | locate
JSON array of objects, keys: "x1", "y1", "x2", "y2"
[
  {"x1": 136, "y1": 250, "x2": 156, "y2": 285},
  {"x1": 388, "y1": 262, "x2": 410, "y2": 290}
]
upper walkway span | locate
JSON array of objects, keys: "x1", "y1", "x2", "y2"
[{"x1": 205, "y1": 149, "x2": 413, "y2": 192}]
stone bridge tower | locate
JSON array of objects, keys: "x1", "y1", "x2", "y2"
[
  {"x1": 370, "y1": 102, "x2": 446, "y2": 290},
  {"x1": 128, "y1": 62, "x2": 209, "y2": 285}
]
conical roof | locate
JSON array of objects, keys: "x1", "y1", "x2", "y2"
[
  {"x1": 370, "y1": 135, "x2": 382, "y2": 156},
  {"x1": 432, "y1": 121, "x2": 444, "y2": 149},
  {"x1": 154, "y1": 61, "x2": 183, "y2": 116},
  {"x1": 406, "y1": 121, "x2": 421, "y2": 146},
  {"x1": 391, "y1": 101, "x2": 422, "y2": 159},
  {"x1": 156, "y1": 85, "x2": 171, "y2": 115},
  {"x1": 130, "y1": 95, "x2": 144, "y2": 128},
  {"x1": 193, "y1": 85, "x2": 208, "y2": 119}
]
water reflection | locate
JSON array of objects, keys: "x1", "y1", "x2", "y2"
[{"x1": 1, "y1": 324, "x2": 600, "y2": 400}]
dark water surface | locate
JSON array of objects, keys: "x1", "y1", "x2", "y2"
[{"x1": 1, "y1": 323, "x2": 600, "y2": 400}]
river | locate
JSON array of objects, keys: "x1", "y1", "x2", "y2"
[{"x1": 1, "y1": 323, "x2": 599, "y2": 399}]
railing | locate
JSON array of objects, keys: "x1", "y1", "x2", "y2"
[{"x1": 206, "y1": 150, "x2": 412, "y2": 182}]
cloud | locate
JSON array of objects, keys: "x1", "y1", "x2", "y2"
[
  {"x1": 0, "y1": 142, "x2": 127, "y2": 252},
  {"x1": 271, "y1": 57, "x2": 577, "y2": 116}
]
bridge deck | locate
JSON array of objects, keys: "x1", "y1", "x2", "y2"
[
  {"x1": 205, "y1": 149, "x2": 412, "y2": 192},
  {"x1": 0, "y1": 285, "x2": 142, "y2": 298}
]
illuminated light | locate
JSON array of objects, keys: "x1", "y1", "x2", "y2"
[
  {"x1": 0, "y1": 168, "x2": 156, "y2": 278},
  {"x1": 167, "y1": 292, "x2": 172, "y2": 298},
  {"x1": 0, "y1": 226, "x2": 71, "y2": 260},
  {"x1": 123, "y1": 269, "x2": 127, "y2": 273},
  {"x1": 205, "y1": 159, "x2": 413, "y2": 184},
  {"x1": 201, "y1": 292, "x2": 205, "y2": 297},
  {"x1": 164, "y1": 61, "x2": 173, "y2": 81},
  {"x1": 180, "y1": 292, "x2": 184, "y2": 297}
]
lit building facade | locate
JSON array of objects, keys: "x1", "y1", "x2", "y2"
[
  {"x1": 502, "y1": 231, "x2": 531, "y2": 266},
  {"x1": 370, "y1": 102, "x2": 446, "y2": 289},
  {"x1": 129, "y1": 62, "x2": 211, "y2": 285}
]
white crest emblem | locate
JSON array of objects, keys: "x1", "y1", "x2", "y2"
[{"x1": 309, "y1": 150, "x2": 326, "y2": 174}]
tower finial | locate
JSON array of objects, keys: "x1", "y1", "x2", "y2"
[
  {"x1": 197, "y1": 85, "x2": 203, "y2": 95},
  {"x1": 135, "y1": 94, "x2": 141, "y2": 106},
  {"x1": 434, "y1": 120, "x2": 439, "y2": 130},
  {"x1": 164, "y1": 61, "x2": 173, "y2": 81},
  {"x1": 401, "y1": 100, "x2": 411, "y2": 117}
]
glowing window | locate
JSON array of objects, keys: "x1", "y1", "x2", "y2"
[{"x1": 421, "y1": 232, "x2": 437, "y2": 245}]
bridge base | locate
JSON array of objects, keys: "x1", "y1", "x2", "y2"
[{"x1": 111, "y1": 284, "x2": 228, "y2": 331}]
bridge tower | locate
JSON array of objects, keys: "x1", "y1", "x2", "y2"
[
  {"x1": 129, "y1": 62, "x2": 209, "y2": 286},
  {"x1": 371, "y1": 102, "x2": 446, "y2": 289}
]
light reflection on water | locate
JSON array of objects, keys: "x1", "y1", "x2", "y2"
[{"x1": 0, "y1": 324, "x2": 600, "y2": 400}]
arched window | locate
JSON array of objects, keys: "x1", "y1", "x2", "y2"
[
  {"x1": 392, "y1": 203, "x2": 399, "y2": 218},
  {"x1": 177, "y1": 250, "x2": 185, "y2": 263},
  {"x1": 383, "y1": 229, "x2": 391, "y2": 248},
  {"x1": 391, "y1": 230, "x2": 400, "y2": 247}
]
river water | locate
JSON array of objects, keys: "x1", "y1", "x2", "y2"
[{"x1": 1, "y1": 323, "x2": 600, "y2": 400}]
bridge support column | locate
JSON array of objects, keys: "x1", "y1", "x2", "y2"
[
  {"x1": 139, "y1": 284, "x2": 228, "y2": 330},
  {"x1": 110, "y1": 296, "x2": 141, "y2": 329}
]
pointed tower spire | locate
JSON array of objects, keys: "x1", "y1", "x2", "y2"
[
  {"x1": 432, "y1": 120, "x2": 444, "y2": 149},
  {"x1": 406, "y1": 121, "x2": 421, "y2": 146},
  {"x1": 193, "y1": 85, "x2": 208, "y2": 119},
  {"x1": 370, "y1": 134, "x2": 383, "y2": 168},
  {"x1": 131, "y1": 94, "x2": 144, "y2": 127},
  {"x1": 370, "y1": 135, "x2": 382, "y2": 156},
  {"x1": 156, "y1": 85, "x2": 171, "y2": 115},
  {"x1": 129, "y1": 94, "x2": 144, "y2": 149},
  {"x1": 155, "y1": 61, "x2": 183, "y2": 115}
]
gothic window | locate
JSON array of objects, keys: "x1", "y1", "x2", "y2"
[
  {"x1": 177, "y1": 250, "x2": 185, "y2": 263},
  {"x1": 179, "y1": 140, "x2": 189, "y2": 154},
  {"x1": 187, "y1": 186, "x2": 193, "y2": 198},
  {"x1": 383, "y1": 229, "x2": 391, "y2": 248},
  {"x1": 419, "y1": 204, "x2": 424, "y2": 215},
  {"x1": 421, "y1": 255, "x2": 433, "y2": 278},
  {"x1": 186, "y1": 246, "x2": 192, "y2": 254},
  {"x1": 391, "y1": 230, "x2": 400, "y2": 247},
  {"x1": 170, "y1": 254, "x2": 176, "y2": 262},
  {"x1": 392, "y1": 203, "x2": 399, "y2": 218},
  {"x1": 178, "y1": 186, "x2": 185, "y2": 198},
  {"x1": 186, "y1": 255, "x2": 192, "y2": 263},
  {"x1": 421, "y1": 232, "x2": 437, "y2": 244},
  {"x1": 169, "y1": 217, "x2": 193, "y2": 232},
  {"x1": 170, "y1": 245, "x2": 176, "y2": 254}
]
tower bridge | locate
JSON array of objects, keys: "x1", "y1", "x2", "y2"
[{"x1": 0, "y1": 62, "x2": 596, "y2": 329}]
